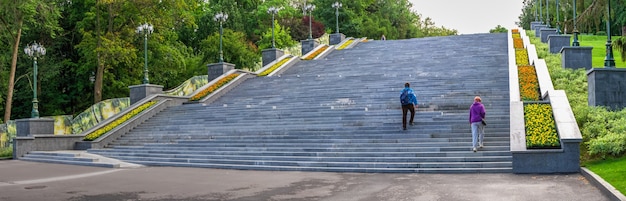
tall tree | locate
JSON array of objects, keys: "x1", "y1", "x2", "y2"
[{"x1": 0, "y1": 0, "x2": 61, "y2": 122}]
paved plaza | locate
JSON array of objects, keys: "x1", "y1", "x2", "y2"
[{"x1": 0, "y1": 160, "x2": 611, "y2": 201}]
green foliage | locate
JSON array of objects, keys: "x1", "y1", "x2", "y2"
[
  {"x1": 201, "y1": 29, "x2": 260, "y2": 70},
  {"x1": 489, "y1": 25, "x2": 508, "y2": 33},
  {"x1": 258, "y1": 20, "x2": 297, "y2": 50},
  {"x1": 0, "y1": 146, "x2": 11, "y2": 158}
]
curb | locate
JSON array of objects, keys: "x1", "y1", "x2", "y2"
[{"x1": 580, "y1": 167, "x2": 626, "y2": 201}]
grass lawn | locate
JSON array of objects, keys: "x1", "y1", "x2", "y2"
[
  {"x1": 574, "y1": 35, "x2": 626, "y2": 68},
  {"x1": 584, "y1": 156, "x2": 626, "y2": 196}
]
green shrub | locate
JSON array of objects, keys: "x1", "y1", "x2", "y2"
[{"x1": 0, "y1": 146, "x2": 12, "y2": 158}]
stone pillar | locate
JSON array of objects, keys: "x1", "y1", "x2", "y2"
[
  {"x1": 329, "y1": 33, "x2": 345, "y2": 45},
  {"x1": 548, "y1": 35, "x2": 571, "y2": 53},
  {"x1": 207, "y1": 62, "x2": 235, "y2": 82},
  {"x1": 539, "y1": 28, "x2": 557, "y2": 43},
  {"x1": 587, "y1": 68, "x2": 626, "y2": 110},
  {"x1": 129, "y1": 84, "x2": 163, "y2": 105},
  {"x1": 561, "y1": 46, "x2": 593, "y2": 70},
  {"x1": 16, "y1": 118, "x2": 54, "y2": 137},
  {"x1": 301, "y1": 39, "x2": 319, "y2": 56},
  {"x1": 261, "y1": 48, "x2": 284, "y2": 67},
  {"x1": 534, "y1": 25, "x2": 547, "y2": 37},
  {"x1": 530, "y1": 21, "x2": 543, "y2": 30}
]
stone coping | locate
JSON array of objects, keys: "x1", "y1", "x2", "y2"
[
  {"x1": 586, "y1": 67, "x2": 626, "y2": 75},
  {"x1": 581, "y1": 167, "x2": 626, "y2": 201},
  {"x1": 255, "y1": 54, "x2": 292, "y2": 74}
]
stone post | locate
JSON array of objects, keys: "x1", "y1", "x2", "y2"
[
  {"x1": 262, "y1": 48, "x2": 285, "y2": 67},
  {"x1": 548, "y1": 35, "x2": 571, "y2": 53},
  {"x1": 129, "y1": 84, "x2": 163, "y2": 105},
  {"x1": 301, "y1": 39, "x2": 319, "y2": 56},
  {"x1": 587, "y1": 68, "x2": 626, "y2": 110},
  {"x1": 560, "y1": 46, "x2": 593, "y2": 70},
  {"x1": 530, "y1": 21, "x2": 543, "y2": 30},
  {"x1": 207, "y1": 62, "x2": 235, "y2": 82},
  {"x1": 534, "y1": 25, "x2": 547, "y2": 37},
  {"x1": 539, "y1": 28, "x2": 557, "y2": 43},
  {"x1": 329, "y1": 33, "x2": 345, "y2": 45},
  {"x1": 16, "y1": 118, "x2": 54, "y2": 137}
]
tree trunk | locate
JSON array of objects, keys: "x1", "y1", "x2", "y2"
[{"x1": 4, "y1": 20, "x2": 22, "y2": 122}]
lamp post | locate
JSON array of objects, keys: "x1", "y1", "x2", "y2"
[
  {"x1": 267, "y1": 7, "x2": 280, "y2": 48},
  {"x1": 136, "y1": 23, "x2": 153, "y2": 84},
  {"x1": 572, "y1": 0, "x2": 580, "y2": 46},
  {"x1": 23, "y1": 42, "x2": 46, "y2": 118},
  {"x1": 332, "y1": 2, "x2": 342, "y2": 34},
  {"x1": 305, "y1": 4, "x2": 315, "y2": 39},
  {"x1": 556, "y1": 0, "x2": 561, "y2": 34},
  {"x1": 604, "y1": 0, "x2": 615, "y2": 67},
  {"x1": 539, "y1": 0, "x2": 543, "y2": 23},
  {"x1": 214, "y1": 12, "x2": 228, "y2": 63},
  {"x1": 546, "y1": 0, "x2": 550, "y2": 27}
]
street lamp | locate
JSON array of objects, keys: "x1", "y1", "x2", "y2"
[
  {"x1": 539, "y1": 0, "x2": 543, "y2": 23},
  {"x1": 267, "y1": 7, "x2": 280, "y2": 48},
  {"x1": 23, "y1": 42, "x2": 46, "y2": 118},
  {"x1": 305, "y1": 4, "x2": 315, "y2": 39},
  {"x1": 214, "y1": 12, "x2": 228, "y2": 63},
  {"x1": 604, "y1": 0, "x2": 615, "y2": 67},
  {"x1": 556, "y1": 0, "x2": 561, "y2": 34},
  {"x1": 572, "y1": 0, "x2": 580, "y2": 46},
  {"x1": 545, "y1": 0, "x2": 550, "y2": 27},
  {"x1": 332, "y1": 2, "x2": 342, "y2": 34},
  {"x1": 136, "y1": 23, "x2": 153, "y2": 84}
]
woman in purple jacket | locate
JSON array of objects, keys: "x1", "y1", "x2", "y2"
[{"x1": 469, "y1": 96, "x2": 486, "y2": 152}]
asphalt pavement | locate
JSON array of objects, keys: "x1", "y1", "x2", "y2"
[{"x1": 0, "y1": 160, "x2": 614, "y2": 201}]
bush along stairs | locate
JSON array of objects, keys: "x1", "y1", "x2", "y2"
[{"x1": 85, "y1": 33, "x2": 511, "y2": 173}]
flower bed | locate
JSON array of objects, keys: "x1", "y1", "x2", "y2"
[
  {"x1": 336, "y1": 39, "x2": 354, "y2": 50},
  {"x1": 515, "y1": 49, "x2": 529, "y2": 66},
  {"x1": 84, "y1": 101, "x2": 157, "y2": 141},
  {"x1": 524, "y1": 103, "x2": 560, "y2": 148},
  {"x1": 189, "y1": 73, "x2": 240, "y2": 101},
  {"x1": 259, "y1": 57, "x2": 291, "y2": 76},
  {"x1": 518, "y1": 65, "x2": 540, "y2": 101},
  {"x1": 303, "y1": 45, "x2": 328, "y2": 60}
]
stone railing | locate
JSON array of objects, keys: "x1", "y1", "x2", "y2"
[{"x1": 509, "y1": 28, "x2": 583, "y2": 173}]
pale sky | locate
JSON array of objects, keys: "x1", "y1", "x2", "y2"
[{"x1": 409, "y1": 0, "x2": 524, "y2": 34}]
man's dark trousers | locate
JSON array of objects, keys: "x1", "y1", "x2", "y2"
[{"x1": 402, "y1": 104, "x2": 415, "y2": 130}]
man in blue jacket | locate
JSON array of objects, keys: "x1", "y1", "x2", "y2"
[{"x1": 400, "y1": 82, "x2": 418, "y2": 130}]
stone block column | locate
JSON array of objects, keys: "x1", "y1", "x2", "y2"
[
  {"x1": 16, "y1": 118, "x2": 54, "y2": 137},
  {"x1": 207, "y1": 62, "x2": 235, "y2": 82},
  {"x1": 530, "y1": 21, "x2": 543, "y2": 30},
  {"x1": 262, "y1": 48, "x2": 285, "y2": 67},
  {"x1": 587, "y1": 68, "x2": 626, "y2": 110},
  {"x1": 534, "y1": 25, "x2": 547, "y2": 37},
  {"x1": 329, "y1": 33, "x2": 345, "y2": 45},
  {"x1": 129, "y1": 84, "x2": 164, "y2": 105},
  {"x1": 548, "y1": 35, "x2": 571, "y2": 53},
  {"x1": 561, "y1": 46, "x2": 593, "y2": 70},
  {"x1": 301, "y1": 39, "x2": 319, "y2": 56},
  {"x1": 539, "y1": 28, "x2": 557, "y2": 43}
]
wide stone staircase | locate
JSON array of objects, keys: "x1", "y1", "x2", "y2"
[{"x1": 79, "y1": 33, "x2": 512, "y2": 173}]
